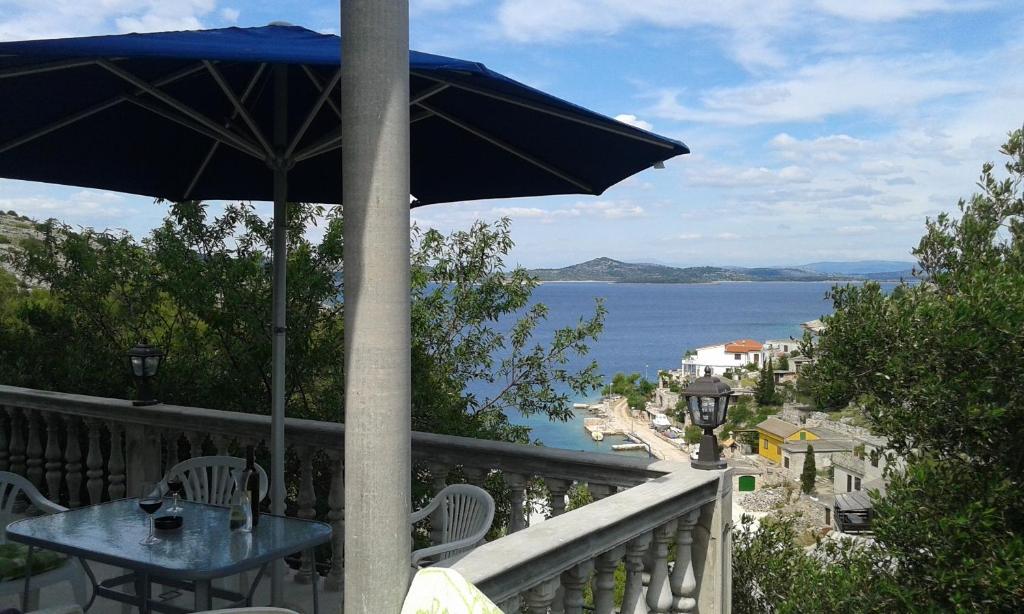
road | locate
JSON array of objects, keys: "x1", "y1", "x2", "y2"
[{"x1": 608, "y1": 399, "x2": 690, "y2": 462}]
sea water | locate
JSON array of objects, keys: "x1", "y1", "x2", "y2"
[{"x1": 468, "y1": 281, "x2": 898, "y2": 452}]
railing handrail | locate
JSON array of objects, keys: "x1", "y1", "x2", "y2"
[
  {"x1": 444, "y1": 468, "x2": 727, "y2": 603},
  {"x1": 0, "y1": 384, "x2": 665, "y2": 486}
]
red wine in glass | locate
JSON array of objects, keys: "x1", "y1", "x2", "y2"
[{"x1": 139, "y1": 482, "x2": 162, "y2": 545}]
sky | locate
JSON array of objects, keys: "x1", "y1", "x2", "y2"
[{"x1": 0, "y1": 1, "x2": 1021, "y2": 268}]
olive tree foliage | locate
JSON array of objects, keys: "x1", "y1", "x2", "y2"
[
  {"x1": 0, "y1": 204, "x2": 605, "y2": 445},
  {"x1": 737, "y1": 129, "x2": 1024, "y2": 612}
]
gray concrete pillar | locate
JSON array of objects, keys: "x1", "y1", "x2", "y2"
[{"x1": 341, "y1": 0, "x2": 412, "y2": 612}]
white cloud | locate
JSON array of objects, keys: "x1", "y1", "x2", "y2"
[
  {"x1": 770, "y1": 133, "x2": 868, "y2": 162},
  {"x1": 686, "y1": 163, "x2": 811, "y2": 187},
  {"x1": 614, "y1": 114, "x2": 653, "y2": 132},
  {"x1": 858, "y1": 160, "x2": 904, "y2": 176},
  {"x1": 414, "y1": 0, "x2": 480, "y2": 12},
  {"x1": 716, "y1": 232, "x2": 741, "y2": 240},
  {"x1": 677, "y1": 232, "x2": 702, "y2": 240},
  {"x1": 0, "y1": 1, "x2": 218, "y2": 40},
  {"x1": 814, "y1": 0, "x2": 987, "y2": 22},
  {"x1": 650, "y1": 55, "x2": 976, "y2": 125},
  {"x1": 219, "y1": 7, "x2": 239, "y2": 23},
  {"x1": 836, "y1": 224, "x2": 878, "y2": 236}
]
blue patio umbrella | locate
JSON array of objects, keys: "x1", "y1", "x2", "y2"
[{"x1": 0, "y1": 22, "x2": 688, "y2": 601}]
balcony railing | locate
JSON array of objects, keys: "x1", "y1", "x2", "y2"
[{"x1": 0, "y1": 384, "x2": 730, "y2": 612}]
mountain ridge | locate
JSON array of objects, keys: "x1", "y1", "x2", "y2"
[{"x1": 528, "y1": 257, "x2": 912, "y2": 283}]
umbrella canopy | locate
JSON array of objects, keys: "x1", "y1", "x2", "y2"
[
  {"x1": 0, "y1": 22, "x2": 690, "y2": 606},
  {"x1": 0, "y1": 24, "x2": 687, "y2": 206}
]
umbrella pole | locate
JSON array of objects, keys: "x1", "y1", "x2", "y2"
[
  {"x1": 342, "y1": 0, "x2": 412, "y2": 611},
  {"x1": 270, "y1": 62, "x2": 288, "y2": 606}
]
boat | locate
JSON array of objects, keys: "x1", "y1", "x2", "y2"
[
  {"x1": 612, "y1": 443, "x2": 646, "y2": 451},
  {"x1": 573, "y1": 403, "x2": 589, "y2": 409},
  {"x1": 591, "y1": 431, "x2": 604, "y2": 442}
]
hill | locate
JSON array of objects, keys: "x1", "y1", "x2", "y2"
[
  {"x1": 797, "y1": 260, "x2": 915, "y2": 275},
  {"x1": 528, "y1": 257, "x2": 842, "y2": 283}
]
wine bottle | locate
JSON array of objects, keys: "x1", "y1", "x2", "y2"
[{"x1": 245, "y1": 445, "x2": 260, "y2": 527}]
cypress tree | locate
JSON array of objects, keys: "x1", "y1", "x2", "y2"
[{"x1": 801, "y1": 444, "x2": 817, "y2": 494}]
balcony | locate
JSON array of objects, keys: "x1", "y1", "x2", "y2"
[{"x1": 0, "y1": 384, "x2": 731, "y2": 612}]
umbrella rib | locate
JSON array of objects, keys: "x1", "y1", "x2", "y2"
[
  {"x1": 301, "y1": 66, "x2": 342, "y2": 120},
  {"x1": 285, "y1": 67, "x2": 342, "y2": 161},
  {"x1": 97, "y1": 59, "x2": 263, "y2": 160},
  {"x1": 412, "y1": 71, "x2": 679, "y2": 150},
  {"x1": 0, "y1": 62, "x2": 208, "y2": 156},
  {"x1": 416, "y1": 101, "x2": 594, "y2": 193},
  {"x1": 293, "y1": 129, "x2": 342, "y2": 164},
  {"x1": 125, "y1": 97, "x2": 262, "y2": 160},
  {"x1": 185, "y1": 63, "x2": 268, "y2": 199},
  {"x1": 410, "y1": 83, "x2": 448, "y2": 105},
  {"x1": 0, "y1": 58, "x2": 98, "y2": 80},
  {"x1": 203, "y1": 60, "x2": 274, "y2": 159}
]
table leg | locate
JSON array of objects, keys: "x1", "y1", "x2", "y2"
[
  {"x1": 21, "y1": 545, "x2": 33, "y2": 612},
  {"x1": 309, "y1": 549, "x2": 319, "y2": 614},
  {"x1": 134, "y1": 573, "x2": 150, "y2": 614},
  {"x1": 194, "y1": 579, "x2": 212, "y2": 612}
]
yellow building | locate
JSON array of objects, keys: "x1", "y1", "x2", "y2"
[{"x1": 756, "y1": 417, "x2": 820, "y2": 464}]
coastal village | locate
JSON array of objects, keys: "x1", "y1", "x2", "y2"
[{"x1": 579, "y1": 318, "x2": 895, "y2": 541}]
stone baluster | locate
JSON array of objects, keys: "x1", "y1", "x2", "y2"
[
  {"x1": 646, "y1": 520, "x2": 677, "y2": 613},
  {"x1": 64, "y1": 416, "x2": 83, "y2": 507},
  {"x1": 561, "y1": 560, "x2": 594, "y2": 614},
  {"x1": 106, "y1": 421, "x2": 126, "y2": 500},
  {"x1": 505, "y1": 472, "x2": 528, "y2": 533},
  {"x1": 0, "y1": 410, "x2": 10, "y2": 472},
  {"x1": 295, "y1": 446, "x2": 317, "y2": 584},
  {"x1": 43, "y1": 413, "x2": 63, "y2": 502},
  {"x1": 25, "y1": 410, "x2": 44, "y2": 489},
  {"x1": 670, "y1": 509, "x2": 701, "y2": 613},
  {"x1": 85, "y1": 419, "x2": 105, "y2": 505},
  {"x1": 593, "y1": 546, "x2": 625, "y2": 614},
  {"x1": 165, "y1": 431, "x2": 181, "y2": 470},
  {"x1": 428, "y1": 462, "x2": 451, "y2": 546},
  {"x1": 211, "y1": 434, "x2": 231, "y2": 457},
  {"x1": 325, "y1": 451, "x2": 344, "y2": 592},
  {"x1": 524, "y1": 578, "x2": 560, "y2": 614},
  {"x1": 7, "y1": 408, "x2": 25, "y2": 477},
  {"x1": 497, "y1": 596, "x2": 521, "y2": 614},
  {"x1": 186, "y1": 431, "x2": 205, "y2": 459},
  {"x1": 621, "y1": 532, "x2": 652, "y2": 614},
  {"x1": 544, "y1": 477, "x2": 569, "y2": 517}
]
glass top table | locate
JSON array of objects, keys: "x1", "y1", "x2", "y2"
[{"x1": 6, "y1": 499, "x2": 332, "y2": 613}]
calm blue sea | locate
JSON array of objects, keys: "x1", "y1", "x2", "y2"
[{"x1": 470, "y1": 281, "x2": 894, "y2": 452}]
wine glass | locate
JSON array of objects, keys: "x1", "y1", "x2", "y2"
[
  {"x1": 166, "y1": 477, "x2": 185, "y2": 513},
  {"x1": 138, "y1": 482, "x2": 163, "y2": 545}
]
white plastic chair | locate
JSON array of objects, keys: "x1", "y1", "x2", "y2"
[
  {"x1": 410, "y1": 484, "x2": 495, "y2": 566},
  {"x1": 157, "y1": 456, "x2": 268, "y2": 506},
  {"x1": 0, "y1": 472, "x2": 88, "y2": 610},
  {"x1": 194, "y1": 608, "x2": 299, "y2": 614},
  {"x1": 151, "y1": 456, "x2": 268, "y2": 604}
]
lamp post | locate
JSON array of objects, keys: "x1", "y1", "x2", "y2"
[
  {"x1": 127, "y1": 341, "x2": 164, "y2": 406},
  {"x1": 683, "y1": 366, "x2": 733, "y2": 470}
]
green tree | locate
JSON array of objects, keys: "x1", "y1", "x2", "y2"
[
  {"x1": 684, "y1": 424, "x2": 703, "y2": 445},
  {"x1": 737, "y1": 129, "x2": 1024, "y2": 611},
  {"x1": 800, "y1": 444, "x2": 816, "y2": 494},
  {"x1": 754, "y1": 358, "x2": 781, "y2": 406},
  {"x1": 603, "y1": 372, "x2": 655, "y2": 411},
  {"x1": 776, "y1": 354, "x2": 789, "y2": 371}
]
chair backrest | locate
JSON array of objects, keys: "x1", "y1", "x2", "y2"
[
  {"x1": 160, "y1": 456, "x2": 268, "y2": 507},
  {"x1": 412, "y1": 484, "x2": 495, "y2": 564},
  {"x1": 0, "y1": 471, "x2": 66, "y2": 544}
]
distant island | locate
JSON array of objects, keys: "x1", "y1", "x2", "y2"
[{"x1": 527, "y1": 257, "x2": 915, "y2": 284}]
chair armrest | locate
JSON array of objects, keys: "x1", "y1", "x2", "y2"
[
  {"x1": 410, "y1": 533, "x2": 484, "y2": 566},
  {"x1": 409, "y1": 497, "x2": 442, "y2": 525}
]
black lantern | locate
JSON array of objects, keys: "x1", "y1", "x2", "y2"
[
  {"x1": 683, "y1": 366, "x2": 733, "y2": 470},
  {"x1": 128, "y1": 341, "x2": 164, "y2": 406}
]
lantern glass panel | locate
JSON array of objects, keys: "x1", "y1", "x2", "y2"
[
  {"x1": 143, "y1": 355, "x2": 161, "y2": 377},
  {"x1": 131, "y1": 356, "x2": 145, "y2": 377}
]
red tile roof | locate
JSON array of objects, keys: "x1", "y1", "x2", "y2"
[{"x1": 724, "y1": 339, "x2": 763, "y2": 353}]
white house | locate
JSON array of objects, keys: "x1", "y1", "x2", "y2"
[
  {"x1": 832, "y1": 434, "x2": 896, "y2": 496},
  {"x1": 681, "y1": 339, "x2": 763, "y2": 377}
]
